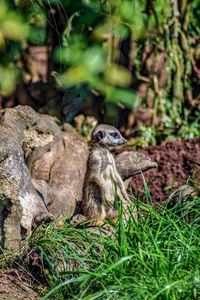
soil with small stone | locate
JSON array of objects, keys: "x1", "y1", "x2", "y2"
[
  {"x1": 115, "y1": 137, "x2": 200, "y2": 206},
  {"x1": 0, "y1": 269, "x2": 40, "y2": 300}
]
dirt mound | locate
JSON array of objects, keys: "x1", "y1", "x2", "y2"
[
  {"x1": 115, "y1": 137, "x2": 200, "y2": 205},
  {"x1": 0, "y1": 269, "x2": 39, "y2": 299}
]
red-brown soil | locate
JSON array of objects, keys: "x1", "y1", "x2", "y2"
[{"x1": 116, "y1": 137, "x2": 200, "y2": 206}]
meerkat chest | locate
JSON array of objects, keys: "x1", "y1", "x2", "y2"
[
  {"x1": 101, "y1": 151, "x2": 116, "y2": 181},
  {"x1": 101, "y1": 151, "x2": 119, "y2": 202}
]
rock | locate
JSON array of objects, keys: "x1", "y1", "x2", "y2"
[
  {"x1": 0, "y1": 106, "x2": 88, "y2": 251},
  {"x1": 0, "y1": 106, "x2": 51, "y2": 251},
  {"x1": 169, "y1": 185, "x2": 197, "y2": 206},
  {"x1": 115, "y1": 151, "x2": 157, "y2": 188},
  {"x1": 29, "y1": 123, "x2": 88, "y2": 219}
]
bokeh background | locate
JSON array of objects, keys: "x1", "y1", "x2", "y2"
[{"x1": 0, "y1": 0, "x2": 200, "y2": 145}]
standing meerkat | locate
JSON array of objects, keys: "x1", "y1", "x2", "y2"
[{"x1": 82, "y1": 124, "x2": 137, "y2": 226}]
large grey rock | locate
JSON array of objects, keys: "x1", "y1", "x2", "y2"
[
  {"x1": 0, "y1": 106, "x2": 53, "y2": 251},
  {"x1": 30, "y1": 123, "x2": 88, "y2": 219},
  {"x1": 0, "y1": 106, "x2": 88, "y2": 251}
]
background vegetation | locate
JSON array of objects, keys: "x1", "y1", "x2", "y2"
[{"x1": 0, "y1": 0, "x2": 200, "y2": 144}]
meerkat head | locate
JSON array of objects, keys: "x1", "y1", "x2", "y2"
[{"x1": 90, "y1": 124, "x2": 127, "y2": 147}]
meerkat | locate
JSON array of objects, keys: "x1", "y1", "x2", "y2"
[{"x1": 82, "y1": 124, "x2": 137, "y2": 226}]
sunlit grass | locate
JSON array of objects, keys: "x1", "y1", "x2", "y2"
[
  {"x1": 0, "y1": 180, "x2": 199, "y2": 299},
  {"x1": 21, "y1": 180, "x2": 200, "y2": 300}
]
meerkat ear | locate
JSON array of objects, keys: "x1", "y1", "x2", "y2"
[
  {"x1": 90, "y1": 130, "x2": 105, "y2": 144},
  {"x1": 97, "y1": 130, "x2": 105, "y2": 140}
]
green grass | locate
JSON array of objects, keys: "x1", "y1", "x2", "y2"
[{"x1": 1, "y1": 183, "x2": 200, "y2": 300}]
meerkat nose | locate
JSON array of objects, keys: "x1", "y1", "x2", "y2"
[{"x1": 122, "y1": 138, "x2": 127, "y2": 144}]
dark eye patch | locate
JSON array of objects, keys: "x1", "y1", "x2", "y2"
[{"x1": 110, "y1": 132, "x2": 120, "y2": 139}]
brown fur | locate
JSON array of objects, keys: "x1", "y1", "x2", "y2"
[{"x1": 82, "y1": 124, "x2": 137, "y2": 226}]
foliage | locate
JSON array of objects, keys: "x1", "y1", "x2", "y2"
[
  {"x1": 0, "y1": 0, "x2": 200, "y2": 142},
  {"x1": 0, "y1": 0, "x2": 27, "y2": 95}
]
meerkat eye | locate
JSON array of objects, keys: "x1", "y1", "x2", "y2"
[{"x1": 110, "y1": 132, "x2": 120, "y2": 139}]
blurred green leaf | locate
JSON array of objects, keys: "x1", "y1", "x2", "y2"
[
  {"x1": 0, "y1": 63, "x2": 19, "y2": 96},
  {"x1": 0, "y1": 3, "x2": 28, "y2": 41},
  {"x1": 120, "y1": 1, "x2": 135, "y2": 21},
  {"x1": 0, "y1": 32, "x2": 5, "y2": 50},
  {"x1": 28, "y1": 25, "x2": 46, "y2": 44},
  {"x1": 130, "y1": 13, "x2": 147, "y2": 41},
  {"x1": 55, "y1": 34, "x2": 88, "y2": 65},
  {"x1": 59, "y1": 65, "x2": 90, "y2": 87},
  {"x1": 82, "y1": 46, "x2": 105, "y2": 73},
  {"x1": 106, "y1": 86, "x2": 137, "y2": 109},
  {"x1": 104, "y1": 65, "x2": 132, "y2": 87},
  {"x1": 114, "y1": 24, "x2": 130, "y2": 39}
]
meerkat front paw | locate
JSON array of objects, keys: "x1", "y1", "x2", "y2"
[{"x1": 71, "y1": 214, "x2": 86, "y2": 224}]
